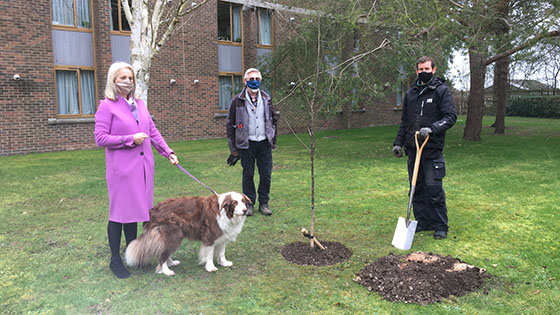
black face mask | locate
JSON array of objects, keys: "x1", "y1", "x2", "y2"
[{"x1": 418, "y1": 71, "x2": 433, "y2": 84}]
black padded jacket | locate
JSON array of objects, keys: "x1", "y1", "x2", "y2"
[{"x1": 394, "y1": 77, "x2": 457, "y2": 151}]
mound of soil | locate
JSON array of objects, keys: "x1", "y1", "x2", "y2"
[
  {"x1": 355, "y1": 252, "x2": 490, "y2": 305},
  {"x1": 281, "y1": 241, "x2": 352, "y2": 266}
]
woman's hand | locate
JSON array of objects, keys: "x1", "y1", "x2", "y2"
[
  {"x1": 168, "y1": 153, "x2": 179, "y2": 165},
  {"x1": 133, "y1": 133, "x2": 148, "y2": 145}
]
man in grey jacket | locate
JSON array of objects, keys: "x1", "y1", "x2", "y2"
[{"x1": 226, "y1": 68, "x2": 278, "y2": 216}]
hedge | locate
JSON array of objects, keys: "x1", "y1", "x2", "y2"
[{"x1": 507, "y1": 95, "x2": 560, "y2": 118}]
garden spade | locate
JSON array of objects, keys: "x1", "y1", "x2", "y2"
[{"x1": 392, "y1": 131, "x2": 429, "y2": 250}]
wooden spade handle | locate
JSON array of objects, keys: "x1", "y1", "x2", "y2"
[{"x1": 411, "y1": 131, "x2": 430, "y2": 186}]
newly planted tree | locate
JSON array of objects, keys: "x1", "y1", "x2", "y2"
[{"x1": 261, "y1": 2, "x2": 391, "y2": 247}]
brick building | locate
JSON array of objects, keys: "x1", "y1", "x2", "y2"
[{"x1": 0, "y1": 0, "x2": 401, "y2": 156}]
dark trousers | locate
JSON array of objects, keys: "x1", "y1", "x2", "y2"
[
  {"x1": 238, "y1": 140, "x2": 272, "y2": 205},
  {"x1": 407, "y1": 149, "x2": 448, "y2": 232}
]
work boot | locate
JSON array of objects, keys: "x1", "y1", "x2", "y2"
[
  {"x1": 246, "y1": 204, "x2": 254, "y2": 216},
  {"x1": 259, "y1": 204, "x2": 272, "y2": 216},
  {"x1": 434, "y1": 231, "x2": 447, "y2": 239}
]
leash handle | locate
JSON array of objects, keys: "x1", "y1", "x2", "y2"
[{"x1": 150, "y1": 138, "x2": 219, "y2": 196}]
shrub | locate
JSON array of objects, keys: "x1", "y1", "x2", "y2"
[{"x1": 507, "y1": 95, "x2": 560, "y2": 118}]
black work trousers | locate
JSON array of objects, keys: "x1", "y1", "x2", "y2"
[
  {"x1": 239, "y1": 140, "x2": 272, "y2": 206},
  {"x1": 406, "y1": 149, "x2": 448, "y2": 232}
]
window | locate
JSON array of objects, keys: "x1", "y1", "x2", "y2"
[
  {"x1": 55, "y1": 68, "x2": 96, "y2": 116},
  {"x1": 219, "y1": 75, "x2": 243, "y2": 110},
  {"x1": 257, "y1": 9, "x2": 272, "y2": 46},
  {"x1": 110, "y1": 0, "x2": 131, "y2": 32},
  {"x1": 218, "y1": 2, "x2": 242, "y2": 43},
  {"x1": 51, "y1": 0, "x2": 96, "y2": 117},
  {"x1": 52, "y1": 0, "x2": 92, "y2": 28}
]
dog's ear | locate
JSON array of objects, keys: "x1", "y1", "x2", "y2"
[
  {"x1": 222, "y1": 194, "x2": 236, "y2": 219},
  {"x1": 241, "y1": 193, "x2": 252, "y2": 206},
  {"x1": 227, "y1": 200, "x2": 237, "y2": 219}
]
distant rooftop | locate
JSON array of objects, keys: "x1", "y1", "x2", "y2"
[{"x1": 485, "y1": 79, "x2": 558, "y2": 91}]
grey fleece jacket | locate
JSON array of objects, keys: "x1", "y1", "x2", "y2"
[{"x1": 226, "y1": 87, "x2": 278, "y2": 154}]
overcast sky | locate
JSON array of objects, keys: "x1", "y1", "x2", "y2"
[{"x1": 446, "y1": 49, "x2": 559, "y2": 91}]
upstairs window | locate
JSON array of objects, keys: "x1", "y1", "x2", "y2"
[
  {"x1": 52, "y1": 0, "x2": 92, "y2": 28},
  {"x1": 257, "y1": 9, "x2": 272, "y2": 46},
  {"x1": 218, "y1": 1, "x2": 242, "y2": 43},
  {"x1": 110, "y1": 0, "x2": 131, "y2": 32}
]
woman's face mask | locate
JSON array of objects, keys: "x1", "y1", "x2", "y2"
[
  {"x1": 115, "y1": 68, "x2": 135, "y2": 96},
  {"x1": 116, "y1": 81, "x2": 134, "y2": 96}
]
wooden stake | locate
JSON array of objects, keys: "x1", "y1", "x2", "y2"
[{"x1": 301, "y1": 228, "x2": 326, "y2": 250}]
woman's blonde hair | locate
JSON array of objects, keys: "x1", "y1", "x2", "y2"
[{"x1": 104, "y1": 62, "x2": 137, "y2": 101}]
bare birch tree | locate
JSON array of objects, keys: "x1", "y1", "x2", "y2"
[{"x1": 121, "y1": 0, "x2": 209, "y2": 102}]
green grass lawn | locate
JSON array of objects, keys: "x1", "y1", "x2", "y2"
[{"x1": 1, "y1": 116, "x2": 559, "y2": 314}]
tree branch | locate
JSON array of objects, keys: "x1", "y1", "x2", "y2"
[
  {"x1": 157, "y1": 0, "x2": 209, "y2": 49},
  {"x1": 485, "y1": 29, "x2": 560, "y2": 66},
  {"x1": 122, "y1": 0, "x2": 133, "y2": 25}
]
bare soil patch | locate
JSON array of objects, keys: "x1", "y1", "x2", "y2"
[
  {"x1": 281, "y1": 241, "x2": 352, "y2": 266},
  {"x1": 355, "y1": 251, "x2": 490, "y2": 304}
]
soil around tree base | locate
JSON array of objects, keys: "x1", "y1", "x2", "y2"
[
  {"x1": 281, "y1": 241, "x2": 352, "y2": 266},
  {"x1": 355, "y1": 252, "x2": 490, "y2": 305}
]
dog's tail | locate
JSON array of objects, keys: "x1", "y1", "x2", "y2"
[{"x1": 125, "y1": 226, "x2": 165, "y2": 267}]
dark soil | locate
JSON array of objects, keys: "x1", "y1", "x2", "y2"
[
  {"x1": 281, "y1": 241, "x2": 352, "y2": 266},
  {"x1": 355, "y1": 252, "x2": 490, "y2": 305}
]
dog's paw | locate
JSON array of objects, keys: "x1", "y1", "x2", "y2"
[
  {"x1": 205, "y1": 264, "x2": 218, "y2": 272},
  {"x1": 156, "y1": 264, "x2": 176, "y2": 276},
  {"x1": 219, "y1": 260, "x2": 232, "y2": 267},
  {"x1": 168, "y1": 259, "x2": 180, "y2": 267},
  {"x1": 156, "y1": 268, "x2": 176, "y2": 276}
]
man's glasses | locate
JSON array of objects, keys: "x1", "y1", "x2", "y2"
[{"x1": 248, "y1": 77, "x2": 261, "y2": 81}]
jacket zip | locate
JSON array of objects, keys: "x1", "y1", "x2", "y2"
[{"x1": 420, "y1": 100, "x2": 424, "y2": 116}]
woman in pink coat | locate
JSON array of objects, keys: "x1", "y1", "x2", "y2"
[{"x1": 95, "y1": 62, "x2": 178, "y2": 278}]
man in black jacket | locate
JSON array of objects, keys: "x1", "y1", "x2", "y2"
[{"x1": 393, "y1": 56, "x2": 457, "y2": 239}]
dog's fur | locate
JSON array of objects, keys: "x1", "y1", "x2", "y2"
[{"x1": 125, "y1": 192, "x2": 251, "y2": 276}]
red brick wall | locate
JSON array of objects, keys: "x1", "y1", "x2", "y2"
[
  {"x1": 148, "y1": 0, "x2": 221, "y2": 142},
  {"x1": 0, "y1": 0, "x2": 400, "y2": 156}
]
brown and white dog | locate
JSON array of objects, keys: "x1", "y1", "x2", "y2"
[{"x1": 125, "y1": 192, "x2": 251, "y2": 276}]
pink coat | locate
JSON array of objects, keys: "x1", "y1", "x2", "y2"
[{"x1": 94, "y1": 97, "x2": 173, "y2": 223}]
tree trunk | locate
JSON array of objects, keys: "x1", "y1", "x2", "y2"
[
  {"x1": 492, "y1": 1, "x2": 510, "y2": 135},
  {"x1": 493, "y1": 55, "x2": 508, "y2": 134},
  {"x1": 128, "y1": 1, "x2": 152, "y2": 103},
  {"x1": 309, "y1": 124, "x2": 315, "y2": 248},
  {"x1": 463, "y1": 50, "x2": 486, "y2": 141}
]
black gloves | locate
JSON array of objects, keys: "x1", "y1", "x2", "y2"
[
  {"x1": 227, "y1": 154, "x2": 240, "y2": 166},
  {"x1": 392, "y1": 145, "x2": 403, "y2": 157},
  {"x1": 419, "y1": 127, "x2": 432, "y2": 140}
]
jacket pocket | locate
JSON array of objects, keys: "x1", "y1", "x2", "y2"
[{"x1": 433, "y1": 158, "x2": 446, "y2": 180}]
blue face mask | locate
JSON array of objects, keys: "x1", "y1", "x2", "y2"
[{"x1": 246, "y1": 79, "x2": 261, "y2": 90}]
